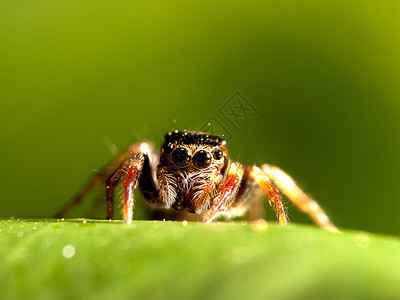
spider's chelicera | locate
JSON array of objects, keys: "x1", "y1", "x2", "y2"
[{"x1": 57, "y1": 130, "x2": 338, "y2": 232}]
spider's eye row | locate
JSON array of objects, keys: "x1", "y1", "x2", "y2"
[
  {"x1": 213, "y1": 149, "x2": 223, "y2": 160},
  {"x1": 193, "y1": 150, "x2": 212, "y2": 169},
  {"x1": 163, "y1": 143, "x2": 175, "y2": 154},
  {"x1": 171, "y1": 147, "x2": 191, "y2": 167}
]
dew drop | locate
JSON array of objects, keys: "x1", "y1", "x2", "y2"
[{"x1": 62, "y1": 245, "x2": 76, "y2": 259}]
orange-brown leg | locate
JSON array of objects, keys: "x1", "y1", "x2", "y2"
[
  {"x1": 261, "y1": 164, "x2": 338, "y2": 232},
  {"x1": 248, "y1": 166, "x2": 288, "y2": 226},
  {"x1": 55, "y1": 141, "x2": 156, "y2": 218},
  {"x1": 204, "y1": 162, "x2": 244, "y2": 223},
  {"x1": 121, "y1": 156, "x2": 145, "y2": 223}
]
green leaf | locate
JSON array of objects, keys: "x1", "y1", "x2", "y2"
[{"x1": 1, "y1": 219, "x2": 399, "y2": 300}]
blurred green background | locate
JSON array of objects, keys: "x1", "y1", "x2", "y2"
[{"x1": 1, "y1": 0, "x2": 399, "y2": 235}]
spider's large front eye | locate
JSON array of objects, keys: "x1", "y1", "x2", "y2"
[
  {"x1": 193, "y1": 150, "x2": 212, "y2": 169},
  {"x1": 171, "y1": 147, "x2": 191, "y2": 167}
]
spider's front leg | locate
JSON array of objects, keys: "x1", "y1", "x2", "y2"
[
  {"x1": 106, "y1": 154, "x2": 145, "y2": 223},
  {"x1": 55, "y1": 141, "x2": 158, "y2": 221},
  {"x1": 204, "y1": 162, "x2": 244, "y2": 223}
]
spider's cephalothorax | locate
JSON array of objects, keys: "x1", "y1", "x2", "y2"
[
  {"x1": 56, "y1": 130, "x2": 338, "y2": 232},
  {"x1": 157, "y1": 131, "x2": 229, "y2": 214}
]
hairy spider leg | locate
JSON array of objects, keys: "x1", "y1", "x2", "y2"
[
  {"x1": 261, "y1": 164, "x2": 339, "y2": 232},
  {"x1": 105, "y1": 168, "x2": 125, "y2": 219},
  {"x1": 55, "y1": 141, "x2": 157, "y2": 218},
  {"x1": 248, "y1": 166, "x2": 288, "y2": 226},
  {"x1": 222, "y1": 167, "x2": 265, "y2": 220},
  {"x1": 193, "y1": 172, "x2": 223, "y2": 214},
  {"x1": 122, "y1": 156, "x2": 145, "y2": 223},
  {"x1": 204, "y1": 162, "x2": 244, "y2": 223},
  {"x1": 55, "y1": 145, "x2": 138, "y2": 218},
  {"x1": 106, "y1": 155, "x2": 146, "y2": 221}
]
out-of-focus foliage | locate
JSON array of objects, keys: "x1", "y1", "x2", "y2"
[
  {"x1": 0, "y1": 220, "x2": 399, "y2": 300},
  {"x1": 1, "y1": 0, "x2": 400, "y2": 235}
]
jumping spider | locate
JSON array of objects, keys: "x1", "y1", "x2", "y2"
[{"x1": 57, "y1": 130, "x2": 338, "y2": 232}]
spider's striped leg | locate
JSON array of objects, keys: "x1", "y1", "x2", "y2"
[
  {"x1": 204, "y1": 162, "x2": 244, "y2": 223},
  {"x1": 120, "y1": 155, "x2": 145, "y2": 223},
  {"x1": 223, "y1": 167, "x2": 265, "y2": 220},
  {"x1": 55, "y1": 141, "x2": 157, "y2": 218},
  {"x1": 248, "y1": 166, "x2": 288, "y2": 226},
  {"x1": 261, "y1": 164, "x2": 339, "y2": 232}
]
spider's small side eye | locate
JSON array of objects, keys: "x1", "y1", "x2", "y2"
[
  {"x1": 213, "y1": 149, "x2": 223, "y2": 160},
  {"x1": 193, "y1": 150, "x2": 212, "y2": 169},
  {"x1": 163, "y1": 143, "x2": 175, "y2": 154},
  {"x1": 171, "y1": 147, "x2": 191, "y2": 167}
]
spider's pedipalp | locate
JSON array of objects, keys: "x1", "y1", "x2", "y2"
[
  {"x1": 204, "y1": 162, "x2": 244, "y2": 223},
  {"x1": 192, "y1": 171, "x2": 223, "y2": 214},
  {"x1": 261, "y1": 164, "x2": 339, "y2": 232}
]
